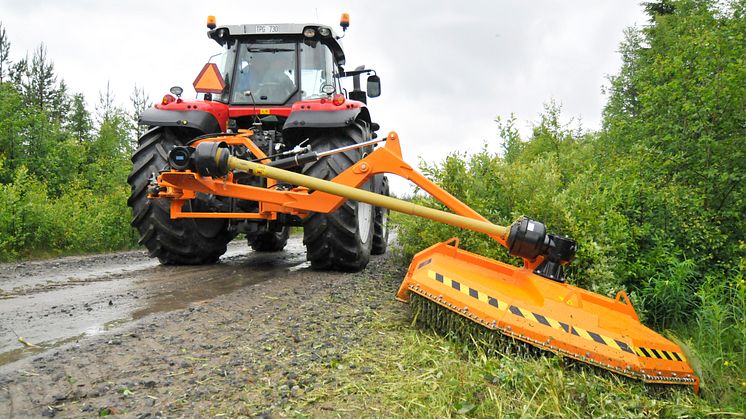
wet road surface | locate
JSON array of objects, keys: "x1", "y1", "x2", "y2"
[{"x1": 0, "y1": 237, "x2": 309, "y2": 367}]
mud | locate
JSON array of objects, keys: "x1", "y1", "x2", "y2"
[{"x1": 0, "y1": 236, "x2": 407, "y2": 417}]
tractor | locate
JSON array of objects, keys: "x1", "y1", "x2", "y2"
[
  {"x1": 128, "y1": 14, "x2": 387, "y2": 271},
  {"x1": 128, "y1": 14, "x2": 700, "y2": 390}
]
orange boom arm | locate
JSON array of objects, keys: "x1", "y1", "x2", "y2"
[{"x1": 151, "y1": 131, "x2": 699, "y2": 392}]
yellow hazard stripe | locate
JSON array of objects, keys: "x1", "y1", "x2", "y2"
[
  {"x1": 428, "y1": 270, "x2": 508, "y2": 311},
  {"x1": 546, "y1": 317, "x2": 563, "y2": 331},
  {"x1": 602, "y1": 336, "x2": 622, "y2": 351},
  {"x1": 426, "y1": 270, "x2": 688, "y2": 362},
  {"x1": 635, "y1": 346, "x2": 686, "y2": 362},
  {"x1": 574, "y1": 326, "x2": 592, "y2": 341},
  {"x1": 426, "y1": 270, "x2": 636, "y2": 355}
]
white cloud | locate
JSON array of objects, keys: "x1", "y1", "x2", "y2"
[{"x1": 1, "y1": 0, "x2": 646, "y2": 194}]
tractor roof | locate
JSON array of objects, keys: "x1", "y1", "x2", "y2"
[{"x1": 208, "y1": 23, "x2": 346, "y2": 65}]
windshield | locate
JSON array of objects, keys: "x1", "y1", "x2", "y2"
[
  {"x1": 300, "y1": 41, "x2": 337, "y2": 99},
  {"x1": 232, "y1": 41, "x2": 298, "y2": 104},
  {"x1": 209, "y1": 39, "x2": 236, "y2": 103}
]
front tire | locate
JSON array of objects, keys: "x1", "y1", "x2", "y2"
[
  {"x1": 127, "y1": 127, "x2": 233, "y2": 265},
  {"x1": 301, "y1": 126, "x2": 375, "y2": 271}
]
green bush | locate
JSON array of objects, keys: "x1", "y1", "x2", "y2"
[
  {"x1": 0, "y1": 164, "x2": 138, "y2": 261},
  {"x1": 392, "y1": 98, "x2": 745, "y2": 409}
]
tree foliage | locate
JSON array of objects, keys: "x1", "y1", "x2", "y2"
[
  {"x1": 0, "y1": 27, "x2": 139, "y2": 259},
  {"x1": 0, "y1": 23, "x2": 10, "y2": 83},
  {"x1": 395, "y1": 0, "x2": 745, "y2": 409},
  {"x1": 604, "y1": 0, "x2": 746, "y2": 264}
]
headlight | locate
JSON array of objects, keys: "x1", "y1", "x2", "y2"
[
  {"x1": 303, "y1": 27, "x2": 316, "y2": 38},
  {"x1": 318, "y1": 27, "x2": 331, "y2": 37}
]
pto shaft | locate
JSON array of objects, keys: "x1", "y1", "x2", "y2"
[{"x1": 220, "y1": 150, "x2": 510, "y2": 240}]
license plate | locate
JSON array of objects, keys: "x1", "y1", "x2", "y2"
[{"x1": 255, "y1": 25, "x2": 279, "y2": 34}]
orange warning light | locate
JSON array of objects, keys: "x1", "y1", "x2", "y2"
[
  {"x1": 193, "y1": 63, "x2": 226, "y2": 94},
  {"x1": 340, "y1": 13, "x2": 350, "y2": 30},
  {"x1": 207, "y1": 15, "x2": 216, "y2": 30}
]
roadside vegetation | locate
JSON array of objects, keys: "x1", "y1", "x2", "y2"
[
  {"x1": 0, "y1": 24, "x2": 143, "y2": 260},
  {"x1": 394, "y1": 0, "x2": 745, "y2": 412},
  {"x1": 1, "y1": 0, "x2": 743, "y2": 414},
  {"x1": 297, "y1": 286, "x2": 717, "y2": 417}
]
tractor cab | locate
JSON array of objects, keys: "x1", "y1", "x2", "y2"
[
  {"x1": 178, "y1": 16, "x2": 382, "y2": 140},
  {"x1": 203, "y1": 21, "x2": 379, "y2": 109},
  {"x1": 206, "y1": 23, "x2": 348, "y2": 106}
]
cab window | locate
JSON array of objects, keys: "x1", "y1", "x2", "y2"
[
  {"x1": 300, "y1": 41, "x2": 337, "y2": 99},
  {"x1": 232, "y1": 41, "x2": 298, "y2": 104}
]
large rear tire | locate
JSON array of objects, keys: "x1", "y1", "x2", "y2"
[
  {"x1": 301, "y1": 126, "x2": 375, "y2": 271},
  {"x1": 372, "y1": 175, "x2": 390, "y2": 255},
  {"x1": 127, "y1": 127, "x2": 233, "y2": 265}
]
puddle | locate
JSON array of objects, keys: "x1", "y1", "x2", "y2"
[
  {"x1": 0, "y1": 237, "x2": 308, "y2": 367},
  {"x1": 0, "y1": 334, "x2": 85, "y2": 367}
]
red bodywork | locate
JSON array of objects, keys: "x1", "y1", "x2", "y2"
[{"x1": 155, "y1": 97, "x2": 365, "y2": 133}]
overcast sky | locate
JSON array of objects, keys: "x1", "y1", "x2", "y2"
[{"x1": 1, "y1": 1, "x2": 647, "y2": 194}]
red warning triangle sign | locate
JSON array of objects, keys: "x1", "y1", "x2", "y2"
[{"x1": 193, "y1": 63, "x2": 226, "y2": 94}]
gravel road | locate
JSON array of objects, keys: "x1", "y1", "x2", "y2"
[{"x1": 0, "y1": 236, "x2": 408, "y2": 417}]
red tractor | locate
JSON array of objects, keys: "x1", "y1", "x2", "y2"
[
  {"x1": 126, "y1": 15, "x2": 700, "y2": 391},
  {"x1": 128, "y1": 15, "x2": 387, "y2": 270}
]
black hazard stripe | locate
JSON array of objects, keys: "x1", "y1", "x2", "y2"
[
  {"x1": 616, "y1": 340, "x2": 633, "y2": 353},
  {"x1": 533, "y1": 313, "x2": 551, "y2": 327},
  {"x1": 510, "y1": 306, "x2": 634, "y2": 355},
  {"x1": 588, "y1": 331, "x2": 606, "y2": 345},
  {"x1": 635, "y1": 346, "x2": 685, "y2": 362},
  {"x1": 426, "y1": 270, "x2": 636, "y2": 355},
  {"x1": 427, "y1": 270, "x2": 506, "y2": 310}
]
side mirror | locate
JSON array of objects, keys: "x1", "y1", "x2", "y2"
[{"x1": 366, "y1": 75, "x2": 381, "y2": 98}]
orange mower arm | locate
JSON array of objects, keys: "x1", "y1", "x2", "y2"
[{"x1": 154, "y1": 131, "x2": 700, "y2": 391}]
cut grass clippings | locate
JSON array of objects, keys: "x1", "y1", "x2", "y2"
[{"x1": 291, "y1": 295, "x2": 723, "y2": 418}]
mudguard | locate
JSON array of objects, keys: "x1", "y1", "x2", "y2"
[
  {"x1": 139, "y1": 108, "x2": 221, "y2": 134},
  {"x1": 283, "y1": 100, "x2": 372, "y2": 131}
]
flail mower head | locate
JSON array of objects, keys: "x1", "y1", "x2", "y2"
[
  {"x1": 396, "y1": 238, "x2": 698, "y2": 389},
  {"x1": 160, "y1": 130, "x2": 700, "y2": 392}
]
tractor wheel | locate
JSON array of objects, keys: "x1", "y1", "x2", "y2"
[
  {"x1": 372, "y1": 175, "x2": 390, "y2": 255},
  {"x1": 301, "y1": 126, "x2": 375, "y2": 271},
  {"x1": 249, "y1": 226, "x2": 290, "y2": 252},
  {"x1": 127, "y1": 126, "x2": 234, "y2": 265}
]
